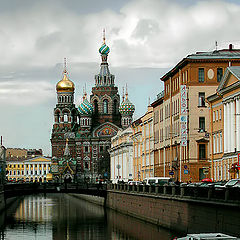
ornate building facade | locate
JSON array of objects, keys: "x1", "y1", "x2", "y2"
[{"x1": 51, "y1": 35, "x2": 135, "y2": 182}]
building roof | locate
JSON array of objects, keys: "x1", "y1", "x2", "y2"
[
  {"x1": 187, "y1": 49, "x2": 240, "y2": 60},
  {"x1": 161, "y1": 47, "x2": 240, "y2": 81}
]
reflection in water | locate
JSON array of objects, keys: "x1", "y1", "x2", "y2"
[{"x1": 0, "y1": 194, "x2": 177, "y2": 240}]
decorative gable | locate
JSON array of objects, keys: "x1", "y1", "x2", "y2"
[
  {"x1": 92, "y1": 122, "x2": 120, "y2": 137},
  {"x1": 217, "y1": 66, "x2": 240, "y2": 92}
]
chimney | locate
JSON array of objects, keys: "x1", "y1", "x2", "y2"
[{"x1": 229, "y1": 44, "x2": 233, "y2": 51}]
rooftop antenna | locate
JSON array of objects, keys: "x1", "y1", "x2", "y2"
[
  {"x1": 148, "y1": 97, "x2": 151, "y2": 106},
  {"x1": 215, "y1": 41, "x2": 218, "y2": 51},
  {"x1": 1, "y1": 136, "x2": 2, "y2": 146}
]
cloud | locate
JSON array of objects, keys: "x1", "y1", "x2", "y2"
[
  {"x1": 1, "y1": 0, "x2": 240, "y2": 155},
  {"x1": 0, "y1": 80, "x2": 55, "y2": 106}
]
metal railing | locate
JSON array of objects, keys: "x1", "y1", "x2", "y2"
[{"x1": 108, "y1": 184, "x2": 240, "y2": 203}]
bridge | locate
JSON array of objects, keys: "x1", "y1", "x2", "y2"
[{"x1": 4, "y1": 182, "x2": 107, "y2": 199}]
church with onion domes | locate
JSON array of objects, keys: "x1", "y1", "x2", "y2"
[{"x1": 50, "y1": 32, "x2": 135, "y2": 182}]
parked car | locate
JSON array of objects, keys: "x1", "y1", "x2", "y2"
[
  {"x1": 143, "y1": 177, "x2": 174, "y2": 186},
  {"x1": 175, "y1": 233, "x2": 237, "y2": 240},
  {"x1": 215, "y1": 179, "x2": 240, "y2": 189},
  {"x1": 128, "y1": 181, "x2": 141, "y2": 185}
]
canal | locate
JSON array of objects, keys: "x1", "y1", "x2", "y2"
[{"x1": 0, "y1": 194, "x2": 179, "y2": 239}]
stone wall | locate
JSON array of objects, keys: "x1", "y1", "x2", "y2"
[{"x1": 106, "y1": 190, "x2": 240, "y2": 237}]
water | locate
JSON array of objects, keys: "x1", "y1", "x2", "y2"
[{"x1": 0, "y1": 194, "x2": 178, "y2": 240}]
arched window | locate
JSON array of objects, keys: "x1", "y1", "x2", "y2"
[
  {"x1": 113, "y1": 99, "x2": 118, "y2": 114},
  {"x1": 103, "y1": 99, "x2": 108, "y2": 114},
  {"x1": 64, "y1": 113, "x2": 68, "y2": 122},
  {"x1": 55, "y1": 110, "x2": 60, "y2": 123},
  {"x1": 94, "y1": 100, "x2": 98, "y2": 114}
]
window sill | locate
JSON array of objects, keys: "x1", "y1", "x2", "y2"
[{"x1": 197, "y1": 105, "x2": 207, "y2": 108}]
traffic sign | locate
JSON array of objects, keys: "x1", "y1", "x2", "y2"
[{"x1": 169, "y1": 171, "x2": 174, "y2": 176}]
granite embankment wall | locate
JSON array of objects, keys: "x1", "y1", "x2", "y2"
[{"x1": 106, "y1": 190, "x2": 240, "y2": 236}]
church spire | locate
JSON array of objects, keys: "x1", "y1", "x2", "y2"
[
  {"x1": 95, "y1": 30, "x2": 115, "y2": 87},
  {"x1": 64, "y1": 139, "x2": 70, "y2": 156}
]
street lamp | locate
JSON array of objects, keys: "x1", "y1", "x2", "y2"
[{"x1": 116, "y1": 164, "x2": 121, "y2": 182}]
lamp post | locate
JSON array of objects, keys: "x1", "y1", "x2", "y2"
[{"x1": 116, "y1": 164, "x2": 121, "y2": 182}]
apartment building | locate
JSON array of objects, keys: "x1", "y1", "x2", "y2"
[
  {"x1": 207, "y1": 66, "x2": 240, "y2": 180},
  {"x1": 153, "y1": 45, "x2": 240, "y2": 182}
]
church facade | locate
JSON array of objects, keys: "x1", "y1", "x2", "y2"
[{"x1": 50, "y1": 35, "x2": 135, "y2": 182}]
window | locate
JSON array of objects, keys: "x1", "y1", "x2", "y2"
[
  {"x1": 219, "y1": 109, "x2": 222, "y2": 120},
  {"x1": 199, "y1": 117, "x2": 205, "y2": 132},
  {"x1": 103, "y1": 99, "x2": 108, "y2": 114},
  {"x1": 94, "y1": 100, "x2": 98, "y2": 114},
  {"x1": 213, "y1": 135, "x2": 216, "y2": 154},
  {"x1": 216, "y1": 110, "x2": 218, "y2": 121},
  {"x1": 198, "y1": 92, "x2": 205, "y2": 107},
  {"x1": 84, "y1": 146, "x2": 89, "y2": 152},
  {"x1": 220, "y1": 133, "x2": 223, "y2": 152},
  {"x1": 113, "y1": 100, "x2": 118, "y2": 114},
  {"x1": 199, "y1": 144, "x2": 206, "y2": 159},
  {"x1": 198, "y1": 68, "x2": 204, "y2": 82},
  {"x1": 217, "y1": 68, "x2": 223, "y2": 82},
  {"x1": 100, "y1": 146, "x2": 104, "y2": 152},
  {"x1": 64, "y1": 114, "x2": 68, "y2": 122},
  {"x1": 213, "y1": 111, "x2": 215, "y2": 122}
]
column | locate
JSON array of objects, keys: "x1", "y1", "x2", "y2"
[
  {"x1": 24, "y1": 164, "x2": 26, "y2": 175},
  {"x1": 236, "y1": 98, "x2": 240, "y2": 151},
  {"x1": 228, "y1": 102, "x2": 231, "y2": 153},
  {"x1": 28, "y1": 164, "x2": 31, "y2": 178},
  {"x1": 231, "y1": 100, "x2": 236, "y2": 152},
  {"x1": 224, "y1": 103, "x2": 227, "y2": 153},
  {"x1": 46, "y1": 164, "x2": 49, "y2": 174},
  {"x1": 37, "y1": 164, "x2": 39, "y2": 175}
]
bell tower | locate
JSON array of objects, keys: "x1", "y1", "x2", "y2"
[
  {"x1": 90, "y1": 30, "x2": 121, "y2": 128},
  {"x1": 51, "y1": 59, "x2": 78, "y2": 158}
]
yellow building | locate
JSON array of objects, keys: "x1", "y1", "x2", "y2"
[
  {"x1": 131, "y1": 106, "x2": 154, "y2": 181},
  {"x1": 207, "y1": 66, "x2": 240, "y2": 180},
  {"x1": 141, "y1": 106, "x2": 154, "y2": 179},
  {"x1": 132, "y1": 118, "x2": 142, "y2": 181},
  {"x1": 6, "y1": 156, "x2": 52, "y2": 182}
]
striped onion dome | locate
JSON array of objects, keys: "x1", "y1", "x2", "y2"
[
  {"x1": 119, "y1": 98, "x2": 135, "y2": 116},
  {"x1": 99, "y1": 43, "x2": 110, "y2": 55},
  {"x1": 78, "y1": 99, "x2": 93, "y2": 115}
]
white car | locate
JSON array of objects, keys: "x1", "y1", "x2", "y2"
[{"x1": 175, "y1": 233, "x2": 238, "y2": 240}]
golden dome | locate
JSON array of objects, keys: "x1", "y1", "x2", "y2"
[{"x1": 56, "y1": 71, "x2": 75, "y2": 92}]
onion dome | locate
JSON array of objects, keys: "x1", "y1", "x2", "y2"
[
  {"x1": 119, "y1": 98, "x2": 135, "y2": 116},
  {"x1": 99, "y1": 29, "x2": 110, "y2": 55},
  {"x1": 99, "y1": 43, "x2": 110, "y2": 55},
  {"x1": 78, "y1": 98, "x2": 93, "y2": 115},
  {"x1": 56, "y1": 70, "x2": 75, "y2": 92}
]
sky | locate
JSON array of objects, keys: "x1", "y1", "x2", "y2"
[{"x1": 1, "y1": 0, "x2": 240, "y2": 155}]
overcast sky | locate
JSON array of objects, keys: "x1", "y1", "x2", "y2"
[{"x1": 1, "y1": 0, "x2": 240, "y2": 155}]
